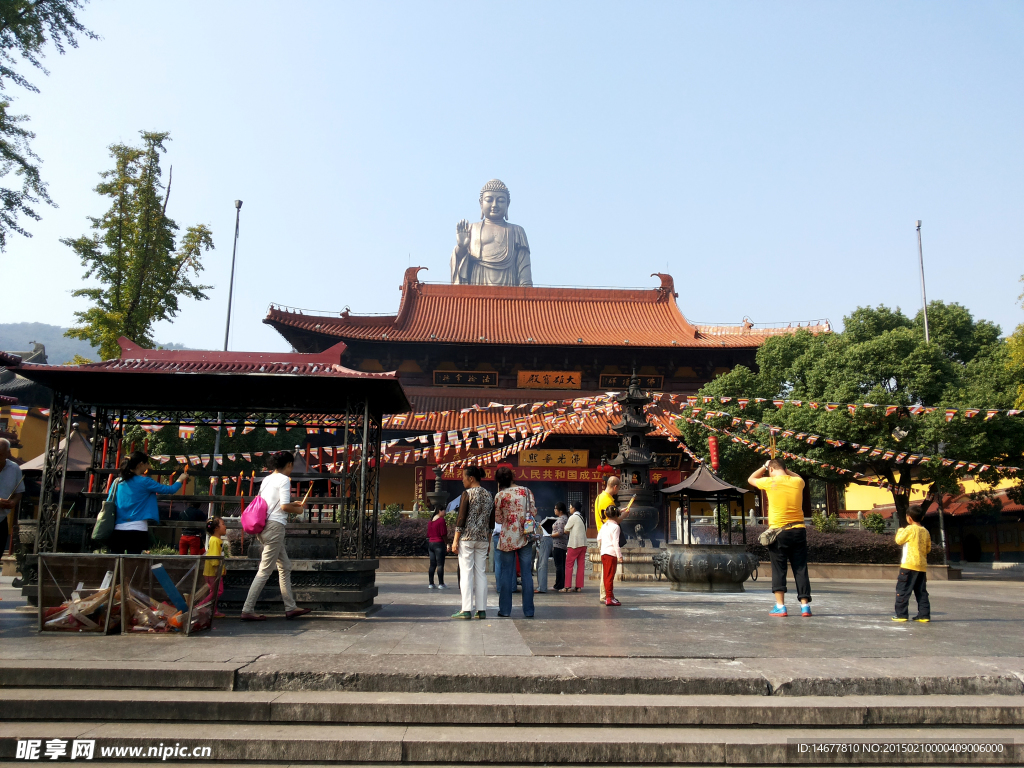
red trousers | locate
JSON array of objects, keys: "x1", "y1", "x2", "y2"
[
  {"x1": 565, "y1": 546, "x2": 586, "y2": 589},
  {"x1": 602, "y1": 555, "x2": 618, "y2": 602},
  {"x1": 179, "y1": 535, "x2": 203, "y2": 555}
]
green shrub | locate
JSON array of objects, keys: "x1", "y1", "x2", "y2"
[
  {"x1": 740, "y1": 524, "x2": 941, "y2": 564},
  {"x1": 377, "y1": 518, "x2": 429, "y2": 556},
  {"x1": 714, "y1": 503, "x2": 731, "y2": 531},
  {"x1": 380, "y1": 503, "x2": 402, "y2": 527},
  {"x1": 861, "y1": 512, "x2": 887, "y2": 535},
  {"x1": 811, "y1": 510, "x2": 840, "y2": 533},
  {"x1": 445, "y1": 512, "x2": 457, "y2": 531},
  {"x1": 146, "y1": 544, "x2": 178, "y2": 555},
  {"x1": 418, "y1": 507, "x2": 434, "y2": 519}
]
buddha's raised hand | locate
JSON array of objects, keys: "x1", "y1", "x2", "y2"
[{"x1": 456, "y1": 219, "x2": 472, "y2": 249}]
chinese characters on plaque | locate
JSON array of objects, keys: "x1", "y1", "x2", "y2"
[
  {"x1": 414, "y1": 466, "x2": 427, "y2": 503},
  {"x1": 441, "y1": 464, "x2": 609, "y2": 483},
  {"x1": 516, "y1": 370, "x2": 582, "y2": 390},
  {"x1": 599, "y1": 374, "x2": 664, "y2": 390},
  {"x1": 652, "y1": 452, "x2": 682, "y2": 469},
  {"x1": 433, "y1": 370, "x2": 498, "y2": 387},
  {"x1": 518, "y1": 449, "x2": 589, "y2": 467}
]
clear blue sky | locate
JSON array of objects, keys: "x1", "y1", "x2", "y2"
[{"x1": 2, "y1": 1, "x2": 1021, "y2": 353}]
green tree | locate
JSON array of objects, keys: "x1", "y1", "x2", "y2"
[
  {"x1": 1008, "y1": 275, "x2": 1024, "y2": 409},
  {"x1": 64, "y1": 131, "x2": 213, "y2": 359},
  {"x1": 0, "y1": 0, "x2": 95, "y2": 250},
  {"x1": 679, "y1": 302, "x2": 1024, "y2": 527}
]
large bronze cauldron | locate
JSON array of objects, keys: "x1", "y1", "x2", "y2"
[
  {"x1": 617, "y1": 489, "x2": 660, "y2": 539},
  {"x1": 655, "y1": 543, "x2": 758, "y2": 592}
]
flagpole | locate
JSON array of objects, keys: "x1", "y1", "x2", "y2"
[{"x1": 916, "y1": 220, "x2": 930, "y2": 343}]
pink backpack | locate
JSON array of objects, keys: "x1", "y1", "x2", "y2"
[{"x1": 241, "y1": 496, "x2": 268, "y2": 535}]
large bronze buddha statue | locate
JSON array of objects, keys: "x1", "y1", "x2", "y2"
[{"x1": 450, "y1": 179, "x2": 532, "y2": 287}]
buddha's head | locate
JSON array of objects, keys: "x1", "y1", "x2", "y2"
[{"x1": 479, "y1": 179, "x2": 510, "y2": 222}]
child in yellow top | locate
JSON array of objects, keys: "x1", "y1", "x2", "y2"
[
  {"x1": 203, "y1": 517, "x2": 227, "y2": 618},
  {"x1": 893, "y1": 505, "x2": 932, "y2": 622}
]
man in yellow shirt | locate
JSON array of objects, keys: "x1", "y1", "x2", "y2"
[
  {"x1": 594, "y1": 475, "x2": 619, "y2": 603},
  {"x1": 892, "y1": 505, "x2": 932, "y2": 622},
  {"x1": 594, "y1": 475, "x2": 619, "y2": 533},
  {"x1": 749, "y1": 459, "x2": 811, "y2": 617}
]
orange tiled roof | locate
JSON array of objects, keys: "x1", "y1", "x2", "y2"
[
  {"x1": 266, "y1": 269, "x2": 831, "y2": 350},
  {"x1": 386, "y1": 390, "x2": 685, "y2": 439},
  {"x1": 854, "y1": 489, "x2": 1024, "y2": 519}
]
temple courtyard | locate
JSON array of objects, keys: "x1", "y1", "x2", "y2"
[{"x1": 3, "y1": 571, "x2": 1023, "y2": 682}]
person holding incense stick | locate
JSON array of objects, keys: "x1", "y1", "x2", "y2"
[
  {"x1": 109, "y1": 451, "x2": 188, "y2": 555},
  {"x1": 241, "y1": 451, "x2": 312, "y2": 621}
]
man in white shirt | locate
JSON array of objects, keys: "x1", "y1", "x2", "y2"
[
  {"x1": 241, "y1": 451, "x2": 311, "y2": 621},
  {"x1": 0, "y1": 439, "x2": 24, "y2": 556}
]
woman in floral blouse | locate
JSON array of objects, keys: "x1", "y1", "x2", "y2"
[
  {"x1": 494, "y1": 466, "x2": 537, "y2": 618},
  {"x1": 451, "y1": 465, "x2": 494, "y2": 620}
]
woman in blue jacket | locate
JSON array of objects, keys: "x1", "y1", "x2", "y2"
[{"x1": 109, "y1": 451, "x2": 189, "y2": 555}]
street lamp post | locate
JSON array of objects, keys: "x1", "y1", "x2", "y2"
[
  {"x1": 918, "y1": 220, "x2": 947, "y2": 561},
  {"x1": 211, "y1": 201, "x2": 243, "y2": 509},
  {"x1": 916, "y1": 220, "x2": 930, "y2": 343},
  {"x1": 224, "y1": 200, "x2": 243, "y2": 350}
]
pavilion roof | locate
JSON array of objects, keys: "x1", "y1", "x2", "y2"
[
  {"x1": 0, "y1": 338, "x2": 410, "y2": 415},
  {"x1": 266, "y1": 268, "x2": 831, "y2": 350},
  {"x1": 660, "y1": 462, "x2": 747, "y2": 495}
]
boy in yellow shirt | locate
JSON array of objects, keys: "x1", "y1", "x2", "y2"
[{"x1": 893, "y1": 505, "x2": 932, "y2": 623}]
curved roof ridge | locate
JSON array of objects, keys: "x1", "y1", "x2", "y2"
[{"x1": 264, "y1": 271, "x2": 832, "y2": 350}]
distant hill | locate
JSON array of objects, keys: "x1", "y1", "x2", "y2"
[{"x1": 0, "y1": 323, "x2": 188, "y2": 364}]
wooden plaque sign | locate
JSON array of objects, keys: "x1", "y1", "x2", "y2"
[
  {"x1": 518, "y1": 448, "x2": 589, "y2": 467},
  {"x1": 599, "y1": 374, "x2": 664, "y2": 390},
  {"x1": 653, "y1": 453, "x2": 682, "y2": 469},
  {"x1": 433, "y1": 370, "x2": 498, "y2": 387},
  {"x1": 517, "y1": 370, "x2": 582, "y2": 390}
]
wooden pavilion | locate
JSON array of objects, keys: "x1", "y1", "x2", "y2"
[{"x1": 1, "y1": 338, "x2": 409, "y2": 614}]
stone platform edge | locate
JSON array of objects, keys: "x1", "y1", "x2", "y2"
[{"x1": 3, "y1": 656, "x2": 1022, "y2": 697}]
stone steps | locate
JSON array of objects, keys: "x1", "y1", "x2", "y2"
[
  {"x1": 1, "y1": 719, "x2": 1021, "y2": 764},
  {"x1": 2, "y1": 690, "x2": 1024, "y2": 726},
  {"x1": 4, "y1": 688, "x2": 1023, "y2": 764}
]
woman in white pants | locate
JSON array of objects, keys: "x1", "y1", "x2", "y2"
[{"x1": 450, "y1": 465, "x2": 494, "y2": 619}]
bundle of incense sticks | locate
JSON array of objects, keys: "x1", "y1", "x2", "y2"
[{"x1": 625, "y1": 494, "x2": 636, "y2": 511}]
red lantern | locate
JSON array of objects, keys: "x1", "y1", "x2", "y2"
[{"x1": 708, "y1": 435, "x2": 720, "y2": 471}]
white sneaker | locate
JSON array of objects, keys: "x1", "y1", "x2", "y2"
[
  {"x1": 427, "y1": 584, "x2": 437, "y2": 589},
  {"x1": 438, "y1": 584, "x2": 449, "y2": 589}
]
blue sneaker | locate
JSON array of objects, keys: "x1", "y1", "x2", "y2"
[
  {"x1": 801, "y1": 604, "x2": 813, "y2": 617},
  {"x1": 769, "y1": 605, "x2": 788, "y2": 617}
]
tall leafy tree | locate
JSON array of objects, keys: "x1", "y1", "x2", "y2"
[
  {"x1": 678, "y1": 302, "x2": 1024, "y2": 527},
  {"x1": 1008, "y1": 275, "x2": 1024, "y2": 409},
  {"x1": 64, "y1": 131, "x2": 214, "y2": 359},
  {"x1": 0, "y1": 0, "x2": 95, "y2": 250}
]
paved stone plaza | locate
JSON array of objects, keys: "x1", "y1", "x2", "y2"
[{"x1": 3, "y1": 571, "x2": 1023, "y2": 680}]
